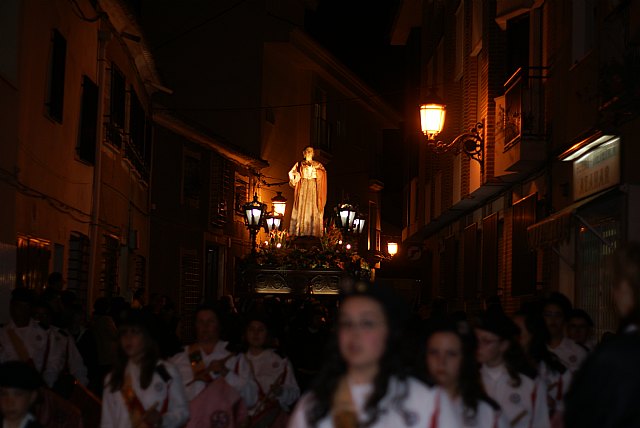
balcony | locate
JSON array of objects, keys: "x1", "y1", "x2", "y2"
[{"x1": 494, "y1": 67, "x2": 547, "y2": 178}]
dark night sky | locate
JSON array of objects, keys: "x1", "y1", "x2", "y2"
[
  {"x1": 305, "y1": 1, "x2": 407, "y2": 233},
  {"x1": 304, "y1": 0, "x2": 407, "y2": 112}
]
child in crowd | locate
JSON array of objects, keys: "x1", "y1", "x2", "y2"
[
  {"x1": 100, "y1": 310, "x2": 189, "y2": 428},
  {"x1": 0, "y1": 360, "x2": 42, "y2": 428}
]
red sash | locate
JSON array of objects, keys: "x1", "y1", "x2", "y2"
[
  {"x1": 247, "y1": 356, "x2": 289, "y2": 428},
  {"x1": 428, "y1": 390, "x2": 440, "y2": 428}
]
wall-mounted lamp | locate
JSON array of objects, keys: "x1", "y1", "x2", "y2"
[
  {"x1": 419, "y1": 92, "x2": 484, "y2": 174},
  {"x1": 387, "y1": 242, "x2": 398, "y2": 257}
]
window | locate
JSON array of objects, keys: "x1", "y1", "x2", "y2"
[
  {"x1": 455, "y1": 2, "x2": 464, "y2": 79},
  {"x1": 100, "y1": 234, "x2": 119, "y2": 297},
  {"x1": 180, "y1": 249, "x2": 202, "y2": 343},
  {"x1": 463, "y1": 223, "x2": 478, "y2": 299},
  {"x1": 234, "y1": 172, "x2": 249, "y2": 214},
  {"x1": 312, "y1": 87, "x2": 330, "y2": 152},
  {"x1": 182, "y1": 151, "x2": 201, "y2": 208},
  {"x1": 76, "y1": 76, "x2": 98, "y2": 164},
  {"x1": 133, "y1": 254, "x2": 145, "y2": 293},
  {"x1": 67, "y1": 232, "x2": 90, "y2": 309},
  {"x1": 16, "y1": 235, "x2": 51, "y2": 291},
  {"x1": 506, "y1": 14, "x2": 530, "y2": 80},
  {"x1": 107, "y1": 64, "x2": 125, "y2": 147},
  {"x1": 46, "y1": 29, "x2": 66, "y2": 123},
  {"x1": 441, "y1": 235, "x2": 458, "y2": 298},
  {"x1": 471, "y1": 0, "x2": 483, "y2": 55},
  {"x1": 482, "y1": 213, "x2": 498, "y2": 296},
  {"x1": 210, "y1": 152, "x2": 231, "y2": 227},
  {"x1": 572, "y1": 0, "x2": 595, "y2": 64},
  {"x1": 127, "y1": 90, "x2": 147, "y2": 176},
  {"x1": 511, "y1": 194, "x2": 536, "y2": 296}
]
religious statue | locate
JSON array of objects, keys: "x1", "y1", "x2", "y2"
[{"x1": 288, "y1": 146, "x2": 327, "y2": 237}]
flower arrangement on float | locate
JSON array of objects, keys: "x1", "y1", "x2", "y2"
[{"x1": 240, "y1": 225, "x2": 371, "y2": 278}]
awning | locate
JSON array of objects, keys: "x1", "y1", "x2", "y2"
[{"x1": 527, "y1": 190, "x2": 614, "y2": 249}]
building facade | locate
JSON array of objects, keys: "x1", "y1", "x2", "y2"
[
  {"x1": 0, "y1": 0, "x2": 163, "y2": 321},
  {"x1": 393, "y1": 0, "x2": 640, "y2": 336}
]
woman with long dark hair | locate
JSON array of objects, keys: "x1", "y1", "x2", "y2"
[
  {"x1": 100, "y1": 310, "x2": 189, "y2": 428},
  {"x1": 512, "y1": 309, "x2": 569, "y2": 418},
  {"x1": 424, "y1": 319, "x2": 506, "y2": 427},
  {"x1": 564, "y1": 243, "x2": 640, "y2": 427},
  {"x1": 474, "y1": 311, "x2": 550, "y2": 428},
  {"x1": 288, "y1": 282, "x2": 456, "y2": 427}
]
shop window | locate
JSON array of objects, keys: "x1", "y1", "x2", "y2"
[
  {"x1": 179, "y1": 249, "x2": 201, "y2": 343},
  {"x1": 100, "y1": 234, "x2": 119, "y2": 297}
]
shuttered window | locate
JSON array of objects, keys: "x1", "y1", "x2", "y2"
[
  {"x1": 76, "y1": 76, "x2": 98, "y2": 164},
  {"x1": 482, "y1": 213, "x2": 499, "y2": 296},
  {"x1": 180, "y1": 249, "x2": 202, "y2": 343},
  {"x1": 463, "y1": 223, "x2": 478, "y2": 299},
  {"x1": 46, "y1": 29, "x2": 66, "y2": 122},
  {"x1": 440, "y1": 235, "x2": 458, "y2": 299},
  {"x1": 67, "y1": 232, "x2": 90, "y2": 309},
  {"x1": 512, "y1": 194, "x2": 537, "y2": 296}
]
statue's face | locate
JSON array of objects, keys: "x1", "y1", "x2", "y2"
[{"x1": 303, "y1": 147, "x2": 314, "y2": 160}]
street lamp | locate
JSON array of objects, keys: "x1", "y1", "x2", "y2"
[
  {"x1": 387, "y1": 242, "x2": 398, "y2": 257},
  {"x1": 353, "y1": 214, "x2": 366, "y2": 234},
  {"x1": 336, "y1": 202, "x2": 357, "y2": 232},
  {"x1": 271, "y1": 191, "x2": 287, "y2": 217},
  {"x1": 419, "y1": 91, "x2": 484, "y2": 174},
  {"x1": 243, "y1": 194, "x2": 266, "y2": 251},
  {"x1": 264, "y1": 212, "x2": 282, "y2": 233},
  {"x1": 419, "y1": 90, "x2": 446, "y2": 141}
]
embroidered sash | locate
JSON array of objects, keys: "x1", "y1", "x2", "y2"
[
  {"x1": 245, "y1": 356, "x2": 289, "y2": 428},
  {"x1": 121, "y1": 372, "x2": 170, "y2": 428},
  {"x1": 331, "y1": 377, "x2": 358, "y2": 428}
]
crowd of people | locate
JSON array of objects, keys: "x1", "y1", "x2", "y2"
[{"x1": 0, "y1": 243, "x2": 639, "y2": 427}]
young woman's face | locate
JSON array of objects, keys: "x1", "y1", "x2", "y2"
[
  {"x1": 426, "y1": 332, "x2": 462, "y2": 391},
  {"x1": 0, "y1": 387, "x2": 37, "y2": 423},
  {"x1": 120, "y1": 326, "x2": 146, "y2": 359},
  {"x1": 338, "y1": 296, "x2": 389, "y2": 371},
  {"x1": 246, "y1": 320, "x2": 268, "y2": 349},
  {"x1": 475, "y1": 329, "x2": 507, "y2": 366}
]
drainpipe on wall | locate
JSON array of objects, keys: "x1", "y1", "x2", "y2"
[{"x1": 87, "y1": 22, "x2": 109, "y2": 312}]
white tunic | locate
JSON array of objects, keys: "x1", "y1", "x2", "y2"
[
  {"x1": 100, "y1": 360, "x2": 189, "y2": 428},
  {"x1": 537, "y1": 361, "x2": 572, "y2": 414},
  {"x1": 48, "y1": 326, "x2": 89, "y2": 386},
  {"x1": 288, "y1": 376, "x2": 458, "y2": 428},
  {"x1": 170, "y1": 341, "x2": 258, "y2": 407},
  {"x1": 480, "y1": 364, "x2": 550, "y2": 428},
  {"x1": 547, "y1": 337, "x2": 587, "y2": 373},
  {"x1": 245, "y1": 349, "x2": 300, "y2": 413},
  {"x1": 447, "y1": 395, "x2": 509, "y2": 428},
  {"x1": 0, "y1": 320, "x2": 63, "y2": 387}
]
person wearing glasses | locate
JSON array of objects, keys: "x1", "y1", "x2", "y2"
[{"x1": 288, "y1": 281, "x2": 457, "y2": 427}]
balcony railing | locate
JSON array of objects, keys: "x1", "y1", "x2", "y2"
[{"x1": 494, "y1": 67, "x2": 548, "y2": 175}]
